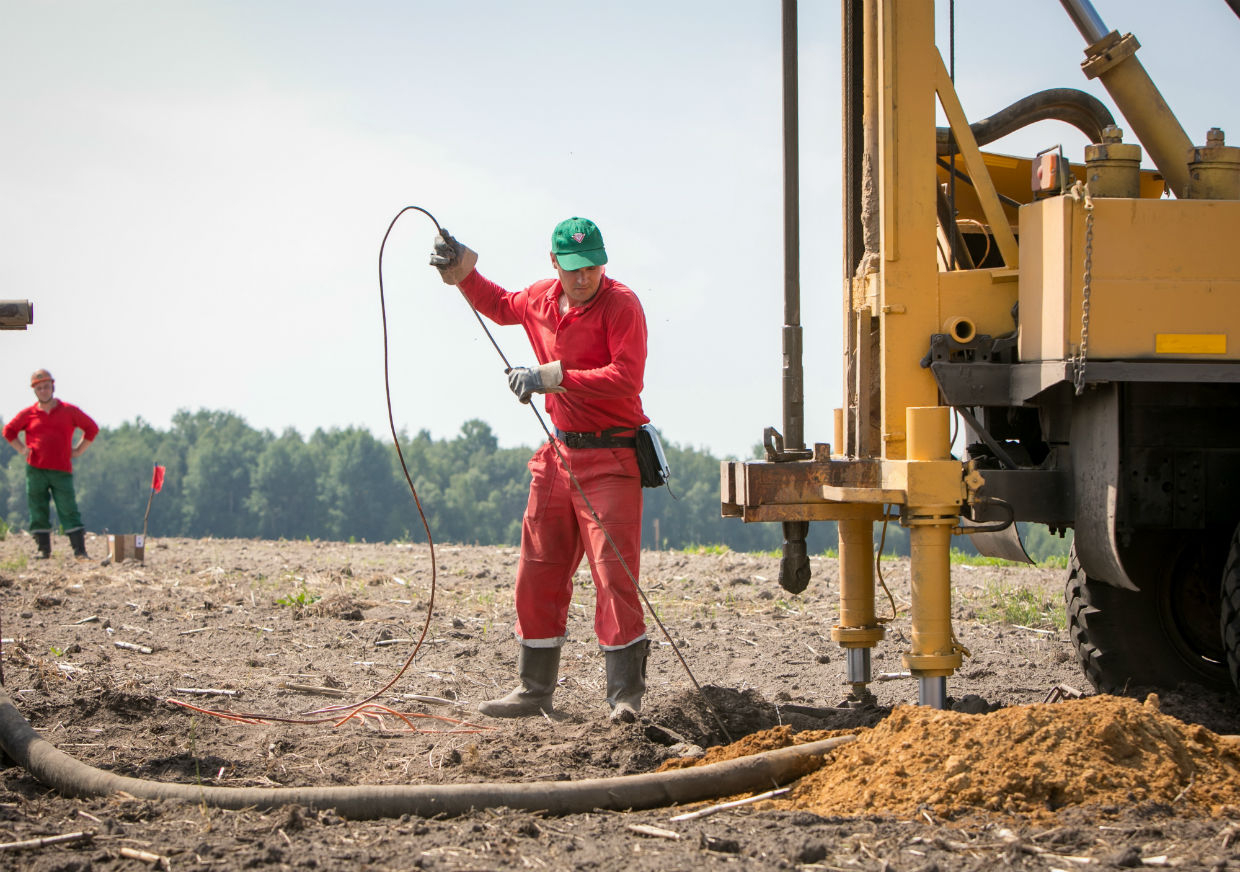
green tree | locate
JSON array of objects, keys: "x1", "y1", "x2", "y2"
[
  {"x1": 73, "y1": 417, "x2": 165, "y2": 535},
  {"x1": 248, "y1": 429, "x2": 323, "y2": 539},
  {"x1": 320, "y1": 427, "x2": 404, "y2": 542},
  {"x1": 181, "y1": 411, "x2": 263, "y2": 537}
]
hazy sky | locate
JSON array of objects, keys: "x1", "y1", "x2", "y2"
[{"x1": 2, "y1": 1, "x2": 1236, "y2": 460}]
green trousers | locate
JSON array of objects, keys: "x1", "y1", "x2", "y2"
[{"x1": 25, "y1": 466, "x2": 83, "y2": 533}]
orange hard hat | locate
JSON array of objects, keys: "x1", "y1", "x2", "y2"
[{"x1": 30, "y1": 369, "x2": 53, "y2": 387}]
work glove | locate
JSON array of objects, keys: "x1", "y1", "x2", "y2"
[
  {"x1": 429, "y1": 229, "x2": 478, "y2": 285},
  {"x1": 507, "y1": 361, "x2": 565, "y2": 404}
]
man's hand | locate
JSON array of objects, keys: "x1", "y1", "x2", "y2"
[
  {"x1": 429, "y1": 229, "x2": 478, "y2": 285},
  {"x1": 507, "y1": 362, "x2": 566, "y2": 404}
]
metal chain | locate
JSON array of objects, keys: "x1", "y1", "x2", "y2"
[{"x1": 1072, "y1": 181, "x2": 1095, "y2": 395}]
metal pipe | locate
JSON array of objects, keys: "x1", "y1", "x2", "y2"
[
  {"x1": 1058, "y1": 1, "x2": 1194, "y2": 197},
  {"x1": 1058, "y1": 0, "x2": 1108, "y2": 45},
  {"x1": 778, "y1": 0, "x2": 811, "y2": 596},
  {"x1": 781, "y1": 0, "x2": 804, "y2": 450}
]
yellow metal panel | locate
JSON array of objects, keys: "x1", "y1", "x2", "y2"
[
  {"x1": 937, "y1": 269, "x2": 1019, "y2": 346},
  {"x1": 1155, "y1": 334, "x2": 1227, "y2": 355},
  {"x1": 1016, "y1": 197, "x2": 1074, "y2": 361},
  {"x1": 885, "y1": 459, "x2": 965, "y2": 507},
  {"x1": 1018, "y1": 198, "x2": 1240, "y2": 362}
]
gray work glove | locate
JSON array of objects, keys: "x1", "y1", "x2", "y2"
[
  {"x1": 429, "y1": 229, "x2": 478, "y2": 285},
  {"x1": 507, "y1": 361, "x2": 565, "y2": 404}
]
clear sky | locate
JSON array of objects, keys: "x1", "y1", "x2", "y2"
[{"x1": 2, "y1": 1, "x2": 1236, "y2": 460}]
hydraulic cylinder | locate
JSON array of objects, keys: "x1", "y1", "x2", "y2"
[
  {"x1": 832, "y1": 518, "x2": 885, "y2": 693},
  {"x1": 900, "y1": 407, "x2": 962, "y2": 708}
]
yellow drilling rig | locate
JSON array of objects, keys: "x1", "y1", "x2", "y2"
[{"x1": 722, "y1": 0, "x2": 1240, "y2": 707}]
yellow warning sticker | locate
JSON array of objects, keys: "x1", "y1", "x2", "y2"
[{"x1": 1154, "y1": 334, "x2": 1227, "y2": 354}]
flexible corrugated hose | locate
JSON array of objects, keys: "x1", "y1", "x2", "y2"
[{"x1": 0, "y1": 687, "x2": 853, "y2": 819}]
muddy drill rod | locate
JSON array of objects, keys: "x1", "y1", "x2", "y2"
[{"x1": 778, "y1": 0, "x2": 811, "y2": 595}]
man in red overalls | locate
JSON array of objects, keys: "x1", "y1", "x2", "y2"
[{"x1": 431, "y1": 217, "x2": 650, "y2": 722}]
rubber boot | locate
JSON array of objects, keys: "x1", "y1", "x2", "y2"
[
  {"x1": 68, "y1": 529, "x2": 89, "y2": 560},
  {"x1": 477, "y1": 645, "x2": 561, "y2": 718},
  {"x1": 605, "y1": 639, "x2": 650, "y2": 723},
  {"x1": 33, "y1": 532, "x2": 51, "y2": 560}
]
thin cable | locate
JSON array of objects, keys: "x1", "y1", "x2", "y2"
[
  {"x1": 310, "y1": 206, "x2": 444, "y2": 712},
  {"x1": 875, "y1": 505, "x2": 898, "y2": 622},
  {"x1": 166, "y1": 207, "x2": 445, "y2": 726}
]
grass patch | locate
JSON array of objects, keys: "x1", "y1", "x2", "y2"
[
  {"x1": 681, "y1": 544, "x2": 731, "y2": 556},
  {"x1": 275, "y1": 586, "x2": 321, "y2": 608},
  {"x1": 949, "y1": 548, "x2": 1023, "y2": 567},
  {"x1": 976, "y1": 579, "x2": 1065, "y2": 631}
]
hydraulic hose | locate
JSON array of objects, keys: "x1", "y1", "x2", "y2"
[
  {"x1": 936, "y1": 88, "x2": 1116, "y2": 155},
  {"x1": 0, "y1": 687, "x2": 853, "y2": 819}
]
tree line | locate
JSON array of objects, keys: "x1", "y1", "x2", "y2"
[
  {"x1": 0, "y1": 408, "x2": 1070, "y2": 562},
  {"x1": 0, "y1": 410, "x2": 788, "y2": 551}
]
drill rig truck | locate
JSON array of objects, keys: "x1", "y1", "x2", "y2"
[{"x1": 721, "y1": 0, "x2": 1240, "y2": 706}]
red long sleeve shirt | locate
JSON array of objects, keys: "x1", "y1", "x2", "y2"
[
  {"x1": 458, "y1": 270, "x2": 649, "y2": 433},
  {"x1": 4, "y1": 401, "x2": 99, "y2": 472}
]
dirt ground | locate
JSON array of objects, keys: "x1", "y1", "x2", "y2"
[{"x1": 2, "y1": 532, "x2": 1240, "y2": 871}]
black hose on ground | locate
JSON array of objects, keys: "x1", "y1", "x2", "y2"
[
  {"x1": 937, "y1": 87, "x2": 1116, "y2": 155},
  {"x1": 0, "y1": 688, "x2": 855, "y2": 819}
]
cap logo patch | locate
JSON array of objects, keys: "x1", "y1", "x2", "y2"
[{"x1": 572, "y1": 232, "x2": 586, "y2": 243}]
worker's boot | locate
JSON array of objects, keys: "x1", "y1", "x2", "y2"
[
  {"x1": 605, "y1": 639, "x2": 650, "y2": 723},
  {"x1": 33, "y1": 532, "x2": 51, "y2": 560},
  {"x1": 67, "y1": 529, "x2": 89, "y2": 560},
  {"x1": 477, "y1": 645, "x2": 561, "y2": 718}
]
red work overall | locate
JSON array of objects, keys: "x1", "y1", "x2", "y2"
[{"x1": 516, "y1": 440, "x2": 645, "y2": 649}]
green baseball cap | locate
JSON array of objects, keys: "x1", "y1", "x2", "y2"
[{"x1": 551, "y1": 217, "x2": 608, "y2": 270}]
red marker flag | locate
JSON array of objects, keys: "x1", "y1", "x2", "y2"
[{"x1": 151, "y1": 465, "x2": 166, "y2": 493}]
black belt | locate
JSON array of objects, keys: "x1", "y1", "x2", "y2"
[{"x1": 553, "y1": 427, "x2": 637, "y2": 449}]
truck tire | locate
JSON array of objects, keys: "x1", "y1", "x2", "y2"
[
  {"x1": 1219, "y1": 524, "x2": 1240, "y2": 692},
  {"x1": 1066, "y1": 543, "x2": 1231, "y2": 694}
]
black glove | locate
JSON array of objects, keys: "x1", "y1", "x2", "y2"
[
  {"x1": 507, "y1": 362, "x2": 565, "y2": 403},
  {"x1": 429, "y1": 229, "x2": 478, "y2": 285}
]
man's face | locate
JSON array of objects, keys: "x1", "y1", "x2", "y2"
[
  {"x1": 551, "y1": 254, "x2": 605, "y2": 306},
  {"x1": 32, "y1": 380, "x2": 55, "y2": 403}
]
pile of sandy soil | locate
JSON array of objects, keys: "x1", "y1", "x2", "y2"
[{"x1": 674, "y1": 694, "x2": 1240, "y2": 822}]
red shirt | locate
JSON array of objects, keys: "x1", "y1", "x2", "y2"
[
  {"x1": 4, "y1": 401, "x2": 99, "y2": 472},
  {"x1": 458, "y1": 271, "x2": 649, "y2": 433}
]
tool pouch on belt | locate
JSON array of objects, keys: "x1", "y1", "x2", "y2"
[{"x1": 635, "y1": 424, "x2": 671, "y2": 489}]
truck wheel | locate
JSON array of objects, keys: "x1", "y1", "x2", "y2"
[
  {"x1": 1219, "y1": 524, "x2": 1240, "y2": 691},
  {"x1": 1066, "y1": 541, "x2": 1231, "y2": 694}
]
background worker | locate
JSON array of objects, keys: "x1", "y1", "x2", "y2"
[
  {"x1": 431, "y1": 217, "x2": 651, "y2": 722},
  {"x1": 3, "y1": 369, "x2": 99, "y2": 560}
]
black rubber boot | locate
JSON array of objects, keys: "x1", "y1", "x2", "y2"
[
  {"x1": 605, "y1": 639, "x2": 650, "y2": 723},
  {"x1": 33, "y1": 532, "x2": 51, "y2": 560},
  {"x1": 68, "y1": 529, "x2": 88, "y2": 560},
  {"x1": 477, "y1": 645, "x2": 561, "y2": 718}
]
